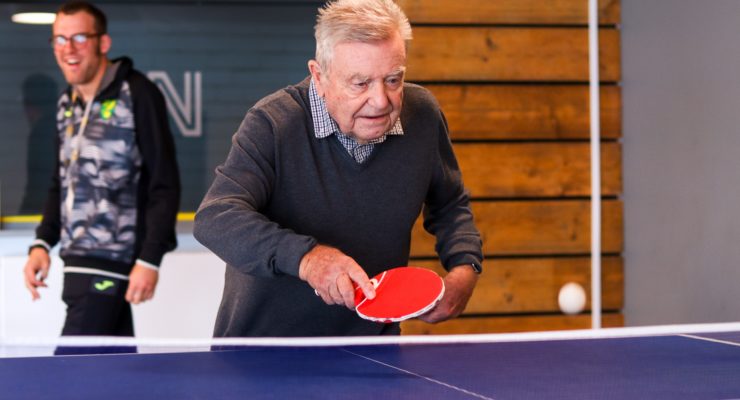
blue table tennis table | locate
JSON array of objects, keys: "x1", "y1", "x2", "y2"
[{"x1": 2, "y1": 325, "x2": 740, "y2": 400}]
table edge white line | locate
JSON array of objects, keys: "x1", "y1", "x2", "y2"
[
  {"x1": 341, "y1": 348, "x2": 495, "y2": 400},
  {"x1": 678, "y1": 334, "x2": 740, "y2": 348}
]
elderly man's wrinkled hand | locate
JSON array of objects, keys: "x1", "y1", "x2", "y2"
[
  {"x1": 299, "y1": 244, "x2": 375, "y2": 309},
  {"x1": 416, "y1": 264, "x2": 479, "y2": 324}
]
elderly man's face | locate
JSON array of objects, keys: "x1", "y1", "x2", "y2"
[{"x1": 310, "y1": 31, "x2": 406, "y2": 144}]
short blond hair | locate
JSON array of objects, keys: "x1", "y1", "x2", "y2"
[{"x1": 314, "y1": 0, "x2": 412, "y2": 72}]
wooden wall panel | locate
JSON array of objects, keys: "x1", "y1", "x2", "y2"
[
  {"x1": 398, "y1": 0, "x2": 622, "y2": 334},
  {"x1": 401, "y1": 313, "x2": 624, "y2": 335},
  {"x1": 456, "y1": 142, "x2": 622, "y2": 197},
  {"x1": 399, "y1": 0, "x2": 620, "y2": 25},
  {"x1": 428, "y1": 84, "x2": 622, "y2": 140},
  {"x1": 407, "y1": 27, "x2": 620, "y2": 82},
  {"x1": 410, "y1": 200, "x2": 623, "y2": 257},
  {"x1": 412, "y1": 256, "x2": 623, "y2": 314}
]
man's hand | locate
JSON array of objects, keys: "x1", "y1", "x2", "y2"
[
  {"x1": 299, "y1": 245, "x2": 375, "y2": 309},
  {"x1": 23, "y1": 247, "x2": 51, "y2": 300},
  {"x1": 125, "y1": 263, "x2": 159, "y2": 304},
  {"x1": 417, "y1": 264, "x2": 479, "y2": 324}
]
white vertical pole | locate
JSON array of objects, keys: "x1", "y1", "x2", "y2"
[{"x1": 588, "y1": 0, "x2": 602, "y2": 329}]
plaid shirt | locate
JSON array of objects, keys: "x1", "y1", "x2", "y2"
[{"x1": 309, "y1": 79, "x2": 403, "y2": 163}]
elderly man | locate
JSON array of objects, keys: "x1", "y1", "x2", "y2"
[{"x1": 194, "y1": 0, "x2": 482, "y2": 337}]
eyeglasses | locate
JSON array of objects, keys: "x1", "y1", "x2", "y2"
[{"x1": 49, "y1": 33, "x2": 101, "y2": 48}]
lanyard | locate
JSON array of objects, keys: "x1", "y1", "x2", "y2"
[{"x1": 65, "y1": 91, "x2": 96, "y2": 215}]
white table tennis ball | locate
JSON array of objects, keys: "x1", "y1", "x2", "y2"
[{"x1": 558, "y1": 282, "x2": 587, "y2": 315}]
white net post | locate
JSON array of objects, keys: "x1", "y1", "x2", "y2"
[{"x1": 588, "y1": 0, "x2": 602, "y2": 329}]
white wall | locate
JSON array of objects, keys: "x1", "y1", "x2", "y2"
[
  {"x1": 622, "y1": 0, "x2": 740, "y2": 325},
  {"x1": 0, "y1": 232, "x2": 225, "y2": 342}
]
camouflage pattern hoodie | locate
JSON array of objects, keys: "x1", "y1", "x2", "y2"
[{"x1": 33, "y1": 57, "x2": 180, "y2": 277}]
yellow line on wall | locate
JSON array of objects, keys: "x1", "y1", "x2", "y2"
[
  {"x1": 1, "y1": 215, "x2": 42, "y2": 224},
  {"x1": 178, "y1": 212, "x2": 196, "y2": 221},
  {"x1": 1, "y1": 212, "x2": 196, "y2": 224}
]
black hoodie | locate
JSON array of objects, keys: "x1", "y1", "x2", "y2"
[{"x1": 34, "y1": 56, "x2": 180, "y2": 276}]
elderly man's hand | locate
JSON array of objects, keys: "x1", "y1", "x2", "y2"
[
  {"x1": 299, "y1": 245, "x2": 376, "y2": 309},
  {"x1": 416, "y1": 264, "x2": 479, "y2": 324}
]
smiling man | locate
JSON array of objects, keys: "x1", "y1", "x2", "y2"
[
  {"x1": 23, "y1": 1, "x2": 180, "y2": 345},
  {"x1": 195, "y1": 0, "x2": 483, "y2": 337}
]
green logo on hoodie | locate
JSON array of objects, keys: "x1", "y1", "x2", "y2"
[{"x1": 100, "y1": 99, "x2": 117, "y2": 120}]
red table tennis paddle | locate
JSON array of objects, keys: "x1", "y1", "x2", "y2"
[{"x1": 354, "y1": 266, "x2": 445, "y2": 323}]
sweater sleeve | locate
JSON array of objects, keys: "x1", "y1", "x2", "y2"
[
  {"x1": 130, "y1": 74, "x2": 181, "y2": 266},
  {"x1": 422, "y1": 108, "x2": 484, "y2": 271},
  {"x1": 193, "y1": 106, "x2": 317, "y2": 278}
]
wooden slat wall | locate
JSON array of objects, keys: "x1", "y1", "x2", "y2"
[
  {"x1": 397, "y1": 0, "x2": 620, "y2": 24},
  {"x1": 411, "y1": 200, "x2": 623, "y2": 256},
  {"x1": 455, "y1": 143, "x2": 622, "y2": 197},
  {"x1": 428, "y1": 85, "x2": 621, "y2": 140},
  {"x1": 409, "y1": 257, "x2": 623, "y2": 313},
  {"x1": 399, "y1": 0, "x2": 623, "y2": 335},
  {"x1": 407, "y1": 27, "x2": 620, "y2": 82},
  {"x1": 403, "y1": 314, "x2": 624, "y2": 335}
]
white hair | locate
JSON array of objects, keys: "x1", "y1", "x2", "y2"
[{"x1": 314, "y1": 0, "x2": 413, "y2": 73}]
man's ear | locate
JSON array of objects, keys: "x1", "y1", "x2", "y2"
[
  {"x1": 99, "y1": 33, "x2": 112, "y2": 55},
  {"x1": 307, "y1": 59, "x2": 325, "y2": 97}
]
